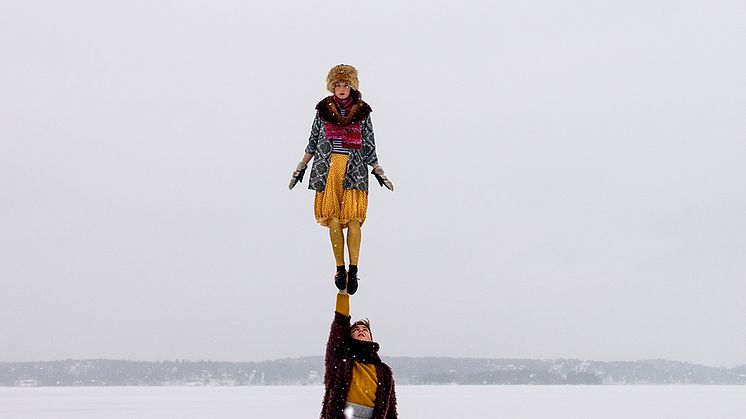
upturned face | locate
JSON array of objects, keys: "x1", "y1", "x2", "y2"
[
  {"x1": 351, "y1": 324, "x2": 372, "y2": 342},
  {"x1": 334, "y1": 82, "x2": 351, "y2": 100}
]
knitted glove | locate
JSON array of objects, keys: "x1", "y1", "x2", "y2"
[
  {"x1": 288, "y1": 161, "x2": 307, "y2": 190},
  {"x1": 371, "y1": 164, "x2": 394, "y2": 191}
]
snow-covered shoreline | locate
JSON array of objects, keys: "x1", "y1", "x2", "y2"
[{"x1": 2, "y1": 385, "x2": 745, "y2": 418}]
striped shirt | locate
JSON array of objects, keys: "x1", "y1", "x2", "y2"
[
  {"x1": 331, "y1": 138, "x2": 349, "y2": 154},
  {"x1": 331, "y1": 96, "x2": 353, "y2": 154}
]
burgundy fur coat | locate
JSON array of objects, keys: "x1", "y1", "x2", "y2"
[{"x1": 320, "y1": 311, "x2": 398, "y2": 419}]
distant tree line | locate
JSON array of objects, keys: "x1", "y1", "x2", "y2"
[{"x1": 1, "y1": 358, "x2": 744, "y2": 386}]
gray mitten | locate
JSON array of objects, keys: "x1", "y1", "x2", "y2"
[{"x1": 288, "y1": 161, "x2": 308, "y2": 190}]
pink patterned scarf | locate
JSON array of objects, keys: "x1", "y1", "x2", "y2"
[{"x1": 325, "y1": 96, "x2": 362, "y2": 149}]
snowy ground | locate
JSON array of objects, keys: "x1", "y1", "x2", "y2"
[{"x1": 1, "y1": 385, "x2": 745, "y2": 418}]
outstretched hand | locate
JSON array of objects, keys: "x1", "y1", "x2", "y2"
[
  {"x1": 288, "y1": 161, "x2": 307, "y2": 190},
  {"x1": 372, "y1": 165, "x2": 394, "y2": 191}
]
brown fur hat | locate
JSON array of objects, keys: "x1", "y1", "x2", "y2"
[{"x1": 326, "y1": 64, "x2": 359, "y2": 93}]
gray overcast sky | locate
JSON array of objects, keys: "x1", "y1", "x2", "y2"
[{"x1": 1, "y1": 0, "x2": 744, "y2": 367}]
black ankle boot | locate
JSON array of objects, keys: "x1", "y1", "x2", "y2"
[
  {"x1": 334, "y1": 266, "x2": 347, "y2": 291},
  {"x1": 347, "y1": 265, "x2": 359, "y2": 295}
]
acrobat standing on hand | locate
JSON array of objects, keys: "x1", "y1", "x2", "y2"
[
  {"x1": 321, "y1": 289, "x2": 398, "y2": 419},
  {"x1": 289, "y1": 64, "x2": 394, "y2": 294}
]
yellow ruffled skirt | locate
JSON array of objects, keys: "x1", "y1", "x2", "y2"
[{"x1": 314, "y1": 153, "x2": 368, "y2": 228}]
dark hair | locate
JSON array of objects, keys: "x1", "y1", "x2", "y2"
[{"x1": 351, "y1": 318, "x2": 372, "y2": 338}]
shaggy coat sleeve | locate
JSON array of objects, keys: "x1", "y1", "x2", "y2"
[
  {"x1": 321, "y1": 293, "x2": 354, "y2": 418},
  {"x1": 305, "y1": 113, "x2": 323, "y2": 155},
  {"x1": 361, "y1": 116, "x2": 378, "y2": 166},
  {"x1": 324, "y1": 293, "x2": 351, "y2": 387}
]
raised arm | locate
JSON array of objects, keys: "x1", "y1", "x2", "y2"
[{"x1": 323, "y1": 291, "x2": 351, "y2": 386}]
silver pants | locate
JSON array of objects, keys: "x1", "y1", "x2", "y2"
[{"x1": 344, "y1": 402, "x2": 374, "y2": 419}]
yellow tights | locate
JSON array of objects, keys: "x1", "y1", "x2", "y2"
[{"x1": 329, "y1": 220, "x2": 361, "y2": 266}]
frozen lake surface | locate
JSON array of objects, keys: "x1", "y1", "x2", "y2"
[{"x1": 1, "y1": 385, "x2": 745, "y2": 418}]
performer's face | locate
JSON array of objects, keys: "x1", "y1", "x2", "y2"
[
  {"x1": 334, "y1": 82, "x2": 351, "y2": 100},
  {"x1": 351, "y1": 324, "x2": 372, "y2": 341}
]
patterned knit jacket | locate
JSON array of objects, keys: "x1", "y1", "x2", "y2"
[
  {"x1": 320, "y1": 311, "x2": 398, "y2": 419},
  {"x1": 304, "y1": 90, "x2": 378, "y2": 193}
]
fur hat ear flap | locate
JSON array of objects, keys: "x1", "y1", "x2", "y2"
[{"x1": 326, "y1": 64, "x2": 359, "y2": 93}]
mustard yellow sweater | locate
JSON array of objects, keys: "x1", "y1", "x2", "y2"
[{"x1": 336, "y1": 292, "x2": 377, "y2": 408}]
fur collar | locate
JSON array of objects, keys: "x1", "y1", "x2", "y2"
[{"x1": 315, "y1": 90, "x2": 372, "y2": 125}]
